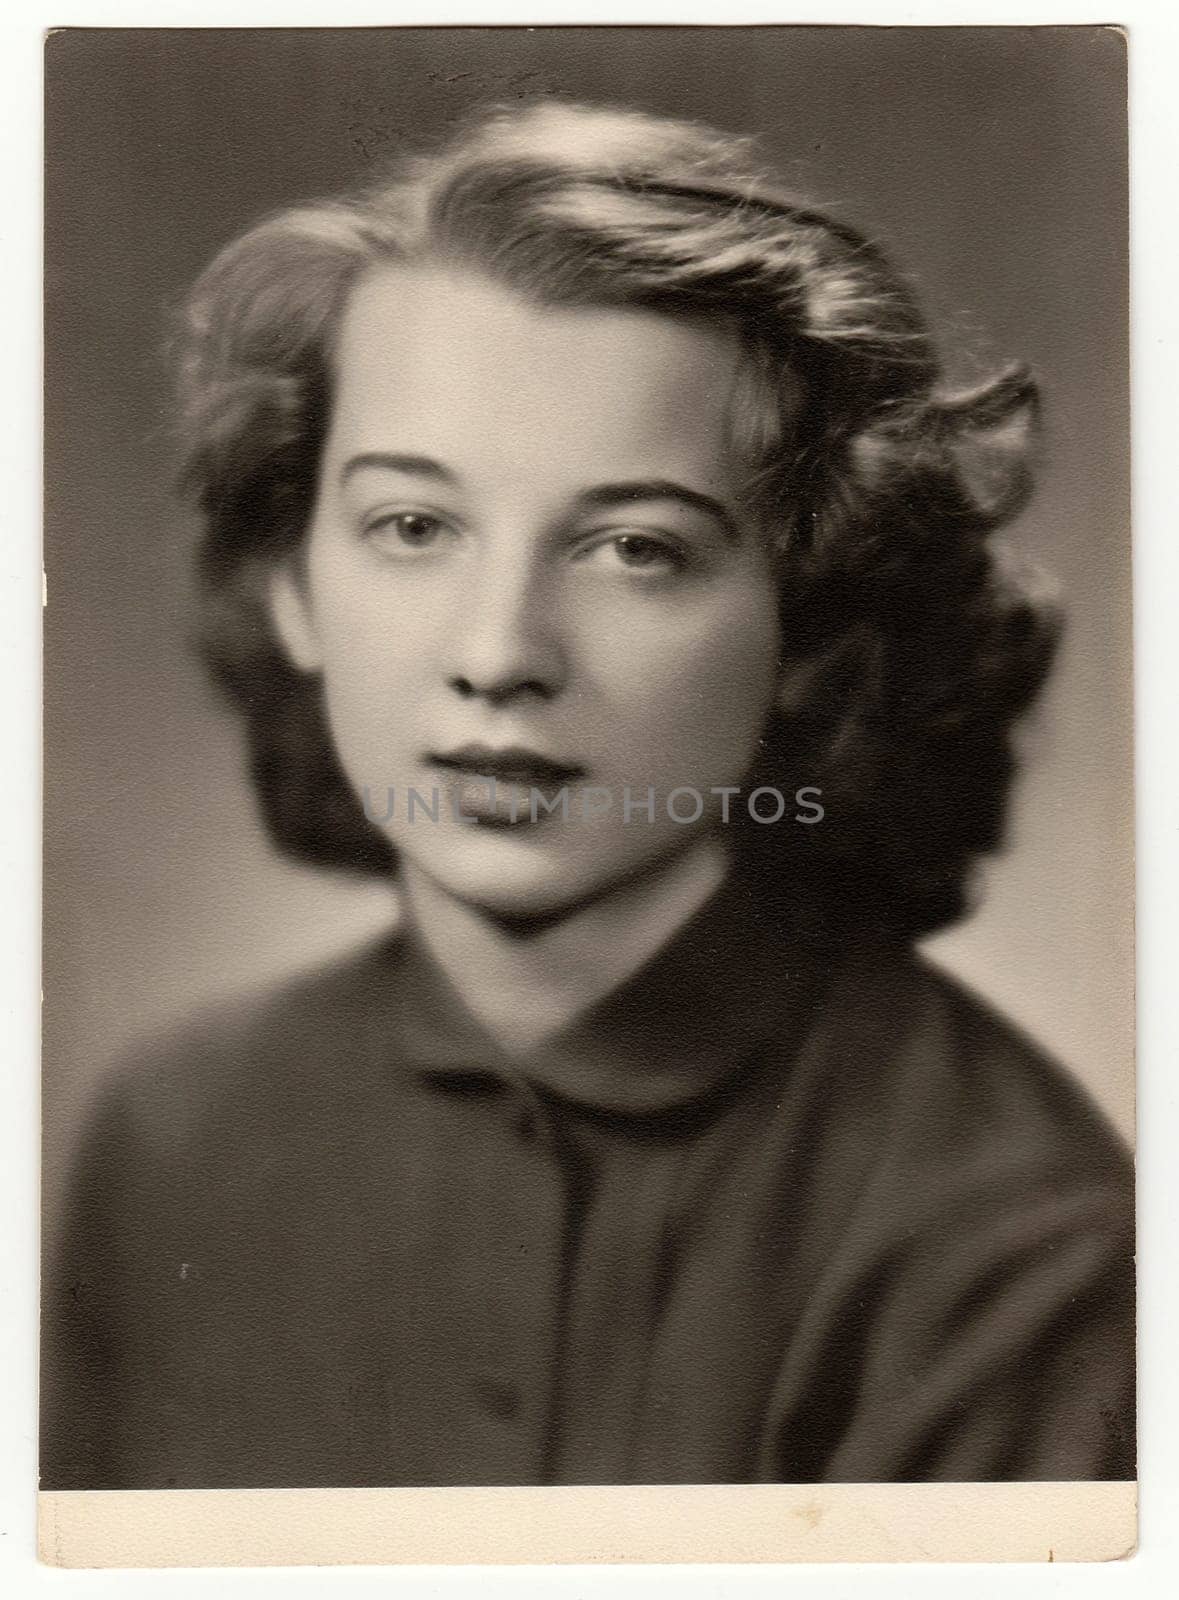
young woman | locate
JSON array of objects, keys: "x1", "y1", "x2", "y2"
[{"x1": 42, "y1": 101, "x2": 1134, "y2": 1489}]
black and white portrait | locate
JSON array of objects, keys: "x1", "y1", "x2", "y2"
[{"x1": 41, "y1": 26, "x2": 1134, "y2": 1503}]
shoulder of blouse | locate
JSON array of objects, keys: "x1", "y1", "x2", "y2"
[
  {"x1": 85, "y1": 927, "x2": 411, "y2": 1160},
  {"x1": 806, "y1": 934, "x2": 1134, "y2": 1218}
]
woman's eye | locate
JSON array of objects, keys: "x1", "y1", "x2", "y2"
[
  {"x1": 594, "y1": 533, "x2": 687, "y2": 574},
  {"x1": 364, "y1": 511, "x2": 448, "y2": 549}
]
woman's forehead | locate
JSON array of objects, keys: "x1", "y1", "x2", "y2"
[
  {"x1": 337, "y1": 258, "x2": 744, "y2": 364},
  {"x1": 326, "y1": 261, "x2": 753, "y2": 484}
]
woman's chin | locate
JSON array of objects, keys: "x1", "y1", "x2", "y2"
[{"x1": 391, "y1": 820, "x2": 695, "y2": 925}]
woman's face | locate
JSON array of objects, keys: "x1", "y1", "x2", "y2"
[{"x1": 270, "y1": 262, "x2": 787, "y2": 918}]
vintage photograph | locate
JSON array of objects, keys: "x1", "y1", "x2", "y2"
[{"x1": 41, "y1": 22, "x2": 1134, "y2": 1532}]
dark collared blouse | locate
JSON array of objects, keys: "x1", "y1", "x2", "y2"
[{"x1": 41, "y1": 872, "x2": 1135, "y2": 1488}]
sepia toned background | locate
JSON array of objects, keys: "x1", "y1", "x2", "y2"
[{"x1": 43, "y1": 25, "x2": 1132, "y2": 1234}]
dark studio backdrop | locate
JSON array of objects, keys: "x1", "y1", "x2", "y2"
[{"x1": 43, "y1": 25, "x2": 1133, "y2": 1243}]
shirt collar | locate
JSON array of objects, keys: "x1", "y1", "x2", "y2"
[{"x1": 385, "y1": 864, "x2": 826, "y2": 1117}]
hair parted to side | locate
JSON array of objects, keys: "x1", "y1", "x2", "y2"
[{"x1": 176, "y1": 99, "x2": 1059, "y2": 941}]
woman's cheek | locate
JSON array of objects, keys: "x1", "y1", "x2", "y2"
[
  {"x1": 602, "y1": 601, "x2": 781, "y2": 782},
  {"x1": 623, "y1": 586, "x2": 780, "y2": 703},
  {"x1": 320, "y1": 576, "x2": 438, "y2": 679}
]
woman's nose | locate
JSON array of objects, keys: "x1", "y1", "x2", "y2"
[{"x1": 444, "y1": 557, "x2": 567, "y2": 705}]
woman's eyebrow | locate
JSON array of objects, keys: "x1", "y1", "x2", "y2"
[
  {"x1": 339, "y1": 460, "x2": 740, "y2": 539},
  {"x1": 341, "y1": 452, "x2": 458, "y2": 485},
  {"x1": 576, "y1": 480, "x2": 740, "y2": 540}
]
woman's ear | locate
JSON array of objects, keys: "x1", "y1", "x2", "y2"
[
  {"x1": 266, "y1": 562, "x2": 324, "y2": 673},
  {"x1": 775, "y1": 644, "x2": 837, "y2": 718},
  {"x1": 774, "y1": 625, "x2": 869, "y2": 716}
]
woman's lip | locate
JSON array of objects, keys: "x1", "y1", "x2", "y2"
[
  {"x1": 428, "y1": 748, "x2": 587, "y2": 785},
  {"x1": 426, "y1": 760, "x2": 583, "y2": 827}
]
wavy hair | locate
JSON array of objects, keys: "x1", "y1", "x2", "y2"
[{"x1": 176, "y1": 100, "x2": 1059, "y2": 941}]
